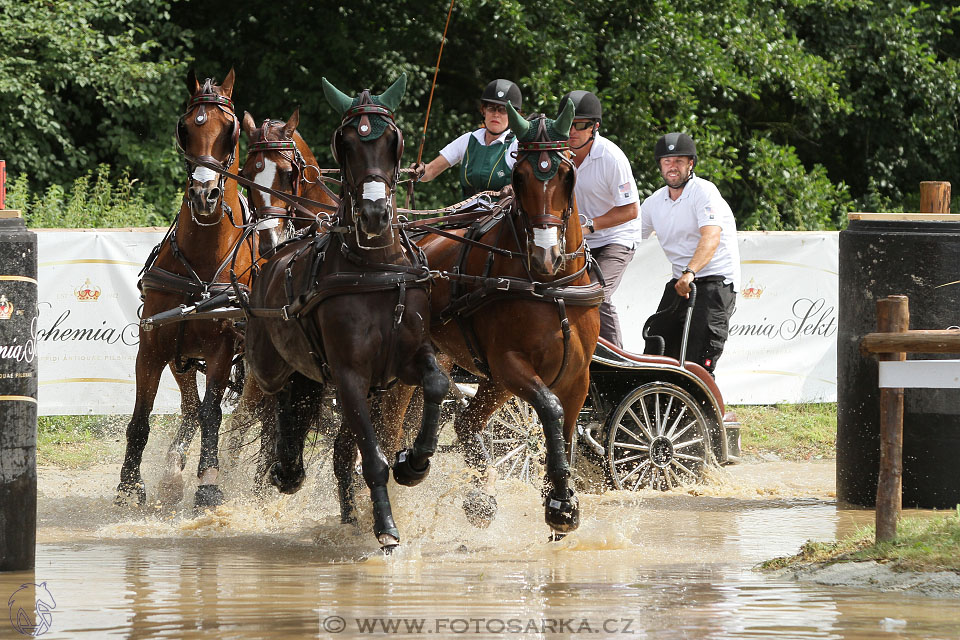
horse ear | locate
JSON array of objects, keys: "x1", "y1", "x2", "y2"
[
  {"x1": 242, "y1": 111, "x2": 257, "y2": 139},
  {"x1": 220, "y1": 67, "x2": 236, "y2": 97},
  {"x1": 554, "y1": 98, "x2": 575, "y2": 138},
  {"x1": 322, "y1": 77, "x2": 353, "y2": 116},
  {"x1": 283, "y1": 107, "x2": 300, "y2": 139},
  {"x1": 507, "y1": 101, "x2": 530, "y2": 138},
  {"x1": 378, "y1": 73, "x2": 407, "y2": 112},
  {"x1": 186, "y1": 69, "x2": 199, "y2": 95}
]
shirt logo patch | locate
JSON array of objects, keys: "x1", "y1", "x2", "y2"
[
  {"x1": 705, "y1": 204, "x2": 716, "y2": 219},
  {"x1": 619, "y1": 182, "x2": 631, "y2": 199}
]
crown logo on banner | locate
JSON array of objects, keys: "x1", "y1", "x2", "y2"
[
  {"x1": 741, "y1": 278, "x2": 764, "y2": 299},
  {"x1": 74, "y1": 278, "x2": 102, "y2": 302},
  {"x1": 0, "y1": 294, "x2": 13, "y2": 320}
]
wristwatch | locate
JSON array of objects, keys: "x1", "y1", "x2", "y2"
[
  {"x1": 681, "y1": 267, "x2": 696, "y2": 277},
  {"x1": 586, "y1": 219, "x2": 595, "y2": 234}
]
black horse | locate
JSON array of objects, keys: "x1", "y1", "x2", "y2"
[{"x1": 242, "y1": 74, "x2": 448, "y2": 551}]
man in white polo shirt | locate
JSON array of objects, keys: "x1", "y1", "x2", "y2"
[
  {"x1": 640, "y1": 132, "x2": 739, "y2": 375},
  {"x1": 559, "y1": 90, "x2": 639, "y2": 348}
]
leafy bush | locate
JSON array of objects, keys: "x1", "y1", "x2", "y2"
[{"x1": 6, "y1": 165, "x2": 175, "y2": 228}]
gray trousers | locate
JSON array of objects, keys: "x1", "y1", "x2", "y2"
[{"x1": 590, "y1": 242, "x2": 636, "y2": 348}]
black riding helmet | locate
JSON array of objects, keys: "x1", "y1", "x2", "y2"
[
  {"x1": 481, "y1": 79, "x2": 522, "y2": 109},
  {"x1": 557, "y1": 90, "x2": 602, "y2": 122},
  {"x1": 654, "y1": 132, "x2": 697, "y2": 167}
]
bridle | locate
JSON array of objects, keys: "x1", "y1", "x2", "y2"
[
  {"x1": 329, "y1": 90, "x2": 405, "y2": 250},
  {"x1": 512, "y1": 116, "x2": 579, "y2": 271},
  {"x1": 175, "y1": 79, "x2": 241, "y2": 225},
  {"x1": 245, "y1": 119, "x2": 308, "y2": 220}
]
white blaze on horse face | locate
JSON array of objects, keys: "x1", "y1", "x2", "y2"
[
  {"x1": 362, "y1": 180, "x2": 387, "y2": 202},
  {"x1": 253, "y1": 158, "x2": 278, "y2": 210},
  {"x1": 192, "y1": 166, "x2": 217, "y2": 183},
  {"x1": 533, "y1": 227, "x2": 559, "y2": 249}
]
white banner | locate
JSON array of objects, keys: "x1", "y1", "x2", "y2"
[
  {"x1": 35, "y1": 229, "x2": 188, "y2": 415},
  {"x1": 617, "y1": 231, "x2": 839, "y2": 404},
  {"x1": 33, "y1": 229, "x2": 838, "y2": 414}
]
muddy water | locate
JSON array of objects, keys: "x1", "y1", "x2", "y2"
[{"x1": 3, "y1": 439, "x2": 960, "y2": 639}]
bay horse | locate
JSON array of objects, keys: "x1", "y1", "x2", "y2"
[
  {"x1": 242, "y1": 74, "x2": 449, "y2": 551},
  {"x1": 239, "y1": 108, "x2": 340, "y2": 253},
  {"x1": 117, "y1": 69, "x2": 258, "y2": 509},
  {"x1": 374, "y1": 100, "x2": 602, "y2": 535}
]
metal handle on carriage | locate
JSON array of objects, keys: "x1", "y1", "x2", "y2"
[
  {"x1": 140, "y1": 291, "x2": 241, "y2": 331},
  {"x1": 678, "y1": 282, "x2": 697, "y2": 366}
]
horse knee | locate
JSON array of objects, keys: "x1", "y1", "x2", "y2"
[{"x1": 422, "y1": 367, "x2": 449, "y2": 405}]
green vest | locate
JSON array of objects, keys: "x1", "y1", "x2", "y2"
[{"x1": 459, "y1": 132, "x2": 514, "y2": 198}]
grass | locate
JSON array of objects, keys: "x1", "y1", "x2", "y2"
[
  {"x1": 733, "y1": 402, "x2": 837, "y2": 460},
  {"x1": 762, "y1": 506, "x2": 960, "y2": 573},
  {"x1": 36, "y1": 415, "x2": 182, "y2": 469}
]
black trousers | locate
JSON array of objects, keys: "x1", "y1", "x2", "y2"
[{"x1": 642, "y1": 277, "x2": 736, "y2": 375}]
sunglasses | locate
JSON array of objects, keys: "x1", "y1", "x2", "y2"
[
  {"x1": 483, "y1": 103, "x2": 508, "y2": 114},
  {"x1": 571, "y1": 121, "x2": 595, "y2": 131}
]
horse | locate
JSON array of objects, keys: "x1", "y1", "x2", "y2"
[
  {"x1": 116, "y1": 68, "x2": 258, "y2": 509},
  {"x1": 221, "y1": 108, "x2": 341, "y2": 487},
  {"x1": 239, "y1": 108, "x2": 340, "y2": 253},
  {"x1": 372, "y1": 99, "x2": 603, "y2": 535},
  {"x1": 242, "y1": 74, "x2": 449, "y2": 552}
]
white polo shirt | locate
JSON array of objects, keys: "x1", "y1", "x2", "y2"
[
  {"x1": 439, "y1": 128, "x2": 518, "y2": 169},
  {"x1": 640, "y1": 176, "x2": 741, "y2": 292},
  {"x1": 573, "y1": 134, "x2": 640, "y2": 249}
]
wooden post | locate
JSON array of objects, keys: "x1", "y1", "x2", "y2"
[
  {"x1": 875, "y1": 295, "x2": 909, "y2": 542},
  {"x1": 919, "y1": 181, "x2": 951, "y2": 214}
]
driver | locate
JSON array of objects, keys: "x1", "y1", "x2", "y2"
[{"x1": 411, "y1": 79, "x2": 522, "y2": 198}]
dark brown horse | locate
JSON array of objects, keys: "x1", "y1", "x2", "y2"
[
  {"x1": 117, "y1": 69, "x2": 258, "y2": 509},
  {"x1": 243, "y1": 75, "x2": 448, "y2": 551},
  {"x1": 375, "y1": 100, "x2": 602, "y2": 535}
]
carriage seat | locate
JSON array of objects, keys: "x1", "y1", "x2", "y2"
[{"x1": 594, "y1": 337, "x2": 725, "y2": 415}]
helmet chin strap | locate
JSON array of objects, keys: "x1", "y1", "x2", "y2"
[
  {"x1": 663, "y1": 167, "x2": 695, "y2": 189},
  {"x1": 570, "y1": 125, "x2": 597, "y2": 151}
]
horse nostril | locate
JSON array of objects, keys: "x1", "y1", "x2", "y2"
[{"x1": 207, "y1": 187, "x2": 221, "y2": 203}]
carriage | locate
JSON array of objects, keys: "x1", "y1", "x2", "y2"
[{"x1": 479, "y1": 335, "x2": 741, "y2": 493}]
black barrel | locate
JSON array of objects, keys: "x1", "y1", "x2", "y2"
[
  {"x1": 838, "y1": 217, "x2": 960, "y2": 508},
  {"x1": 0, "y1": 213, "x2": 38, "y2": 571}
]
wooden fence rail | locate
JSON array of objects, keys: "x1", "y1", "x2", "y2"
[{"x1": 860, "y1": 295, "x2": 960, "y2": 542}]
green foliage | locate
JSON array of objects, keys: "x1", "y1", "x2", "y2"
[
  {"x1": 3, "y1": 0, "x2": 960, "y2": 229},
  {"x1": 6, "y1": 165, "x2": 173, "y2": 228}
]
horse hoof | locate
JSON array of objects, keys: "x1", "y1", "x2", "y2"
[
  {"x1": 548, "y1": 532, "x2": 566, "y2": 542},
  {"x1": 114, "y1": 481, "x2": 146, "y2": 508},
  {"x1": 378, "y1": 531, "x2": 401, "y2": 554},
  {"x1": 544, "y1": 490, "x2": 580, "y2": 533},
  {"x1": 269, "y1": 462, "x2": 305, "y2": 495},
  {"x1": 194, "y1": 484, "x2": 224, "y2": 509},
  {"x1": 463, "y1": 489, "x2": 497, "y2": 529},
  {"x1": 393, "y1": 449, "x2": 430, "y2": 487}
]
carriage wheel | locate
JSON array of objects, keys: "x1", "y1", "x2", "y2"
[
  {"x1": 604, "y1": 382, "x2": 711, "y2": 491},
  {"x1": 479, "y1": 396, "x2": 545, "y2": 485}
]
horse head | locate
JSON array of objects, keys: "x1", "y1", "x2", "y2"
[
  {"x1": 241, "y1": 108, "x2": 307, "y2": 222},
  {"x1": 177, "y1": 68, "x2": 240, "y2": 219},
  {"x1": 322, "y1": 74, "x2": 406, "y2": 248},
  {"x1": 507, "y1": 99, "x2": 576, "y2": 277}
]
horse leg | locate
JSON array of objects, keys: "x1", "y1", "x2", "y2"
[
  {"x1": 337, "y1": 372, "x2": 399, "y2": 551},
  {"x1": 268, "y1": 372, "x2": 317, "y2": 494},
  {"x1": 193, "y1": 346, "x2": 234, "y2": 509},
  {"x1": 222, "y1": 374, "x2": 264, "y2": 471},
  {"x1": 157, "y1": 366, "x2": 201, "y2": 505},
  {"x1": 116, "y1": 348, "x2": 166, "y2": 507},
  {"x1": 454, "y1": 380, "x2": 512, "y2": 528},
  {"x1": 500, "y1": 365, "x2": 578, "y2": 534},
  {"x1": 253, "y1": 393, "x2": 278, "y2": 497},
  {"x1": 332, "y1": 421, "x2": 359, "y2": 524},
  {"x1": 393, "y1": 350, "x2": 449, "y2": 486}
]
